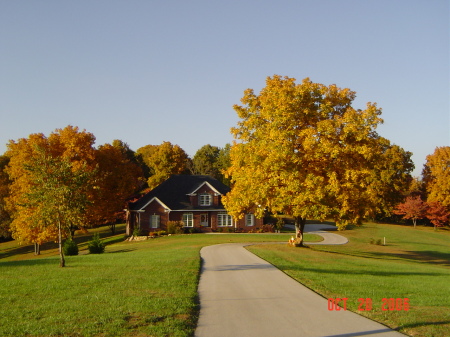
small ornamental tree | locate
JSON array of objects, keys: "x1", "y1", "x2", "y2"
[
  {"x1": 393, "y1": 196, "x2": 428, "y2": 228},
  {"x1": 21, "y1": 150, "x2": 93, "y2": 267}
]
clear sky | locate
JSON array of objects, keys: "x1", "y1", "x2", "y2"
[{"x1": 1, "y1": 0, "x2": 448, "y2": 177}]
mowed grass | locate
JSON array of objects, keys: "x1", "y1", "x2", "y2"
[
  {"x1": 0, "y1": 229, "x2": 314, "y2": 337},
  {"x1": 247, "y1": 223, "x2": 450, "y2": 337}
]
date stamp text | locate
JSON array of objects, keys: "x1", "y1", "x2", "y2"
[{"x1": 328, "y1": 298, "x2": 410, "y2": 311}]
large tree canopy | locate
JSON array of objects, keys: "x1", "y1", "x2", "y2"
[
  {"x1": 223, "y1": 75, "x2": 413, "y2": 245},
  {"x1": 5, "y1": 126, "x2": 97, "y2": 266},
  {"x1": 423, "y1": 146, "x2": 450, "y2": 208},
  {"x1": 5, "y1": 126, "x2": 145, "y2": 264}
]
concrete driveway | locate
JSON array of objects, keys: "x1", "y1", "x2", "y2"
[{"x1": 195, "y1": 225, "x2": 406, "y2": 337}]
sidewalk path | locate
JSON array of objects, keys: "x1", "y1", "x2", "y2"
[{"x1": 195, "y1": 225, "x2": 405, "y2": 337}]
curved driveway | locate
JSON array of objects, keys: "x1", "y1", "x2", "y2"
[{"x1": 195, "y1": 225, "x2": 405, "y2": 337}]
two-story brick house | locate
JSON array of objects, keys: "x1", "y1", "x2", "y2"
[{"x1": 126, "y1": 175, "x2": 263, "y2": 234}]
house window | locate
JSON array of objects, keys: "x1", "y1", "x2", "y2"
[
  {"x1": 199, "y1": 194, "x2": 212, "y2": 206},
  {"x1": 183, "y1": 213, "x2": 194, "y2": 227},
  {"x1": 217, "y1": 212, "x2": 233, "y2": 227},
  {"x1": 246, "y1": 214, "x2": 255, "y2": 226},
  {"x1": 150, "y1": 215, "x2": 160, "y2": 229}
]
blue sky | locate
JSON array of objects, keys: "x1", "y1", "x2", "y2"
[{"x1": 1, "y1": 0, "x2": 448, "y2": 177}]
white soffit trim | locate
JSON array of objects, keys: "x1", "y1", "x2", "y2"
[
  {"x1": 187, "y1": 181, "x2": 222, "y2": 196},
  {"x1": 139, "y1": 197, "x2": 171, "y2": 211}
]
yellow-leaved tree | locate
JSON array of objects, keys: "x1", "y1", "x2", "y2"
[
  {"x1": 223, "y1": 75, "x2": 413, "y2": 245},
  {"x1": 137, "y1": 141, "x2": 190, "y2": 189},
  {"x1": 6, "y1": 128, "x2": 146, "y2": 262},
  {"x1": 423, "y1": 146, "x2": 450, "y2": 207},
  {"x1": 6, "y1": 126, "x2": 97, "y2": 266}
]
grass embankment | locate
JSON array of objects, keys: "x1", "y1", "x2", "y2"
[
  {"x1": 247, "y1": 223, "x2": 450, "y2": 337},
  {"x1": 0, "y1": 227, "x2": 315, "y2": 337}
]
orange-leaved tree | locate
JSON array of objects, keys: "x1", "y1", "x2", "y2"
[
  {"x1": 426, "y1": 201, "x2": 449, "y2": 230},
  {"x1": 5, "y1": 126, "x2": 97, "y2": 265},
  {"x1": 223, "y1": 75, "x2": 413, "y2": 246},
  {"x1": 86, "y1": 141, "x2": 144, "y2": 232},
  {"x1": 393, "y1": 196, "x2": 428, "y2": 228},
  {"x1": 0, "y1": 155, "x2": 12, "y2": 239}
]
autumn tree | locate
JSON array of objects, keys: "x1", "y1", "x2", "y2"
[
  {"x1": 0, "y1": 155, "x2": 12, "y2": 239},
  {"x1": 423, "y1": 146, "x2": 450, "y2": 207},
  {"x1": 393, "y1": 196, "x2": 428, "y2": 228},
  {"x1": 217, "y1": 144, "x2": 232, "y2": 186},
  {"x1": 137, "y1": 142, "x2": 190, "y2": 189},
  {"x1": 112, "y1": 139, "x2": 149, "y2": 182},
  {"x1": 223, "y1": 75, "x2": 413, "y2": 246},
  {"x1": 87, "y1": 142, "x2": 144, "y2": 233},
  {"x1": 6, "y1": 126, "x2": 97, "y2": 259},
  {"x1": 24, "y1": 148, "x2": 93, "y2": 266},
  {"x1": 426, "y1": 201, "x2": 449, "y2": 229}
]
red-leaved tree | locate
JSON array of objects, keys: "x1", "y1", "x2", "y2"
[
  {"x1": 393, "y1": 196, "x2": 428, "y2": 228},
  {"x1": 426, "y1": 201, "x2": 450, "y2": 230}
]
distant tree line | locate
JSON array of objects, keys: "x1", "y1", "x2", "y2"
[
  {"x1": 0, "y1": 126, "x2": 232, "y2": 255},
  {"x1": 393, "y1": 146, "x2": 450, "y2": 229},
  {"x1": 1, "y1": 75, "x2": 449, "y2": 257}
]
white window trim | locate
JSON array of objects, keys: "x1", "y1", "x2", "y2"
[
  {"x1": 217, "y1": 212, "x2": 233, "y2": 227},
  {"x1": 245, "y1": 213, "x2": 255, "y2": 226},
  {"x1": 183, "y1": 213, "x2": 194, "y2": 227},
  {"x1": 199, "y1": 194, "x2": 212, "y2": 206},
  {"x1": 150, "y1": 214, "x2": 160, "y2": 229}
]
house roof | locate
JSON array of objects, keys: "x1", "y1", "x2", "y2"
[{"x1": 129, "y1": 175, "x2": 230, "y2": 211}]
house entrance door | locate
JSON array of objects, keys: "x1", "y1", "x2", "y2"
[{"x1": 200, "y1": 214, "x2": 209, "y2": 227}]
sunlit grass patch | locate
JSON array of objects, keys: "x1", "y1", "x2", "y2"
[
  {"x1": 0, "y1": 231, "x2": 294, "y2": 336},
  {"x1": 248, "y1": 223, "x2": 450, "y2": 337}
]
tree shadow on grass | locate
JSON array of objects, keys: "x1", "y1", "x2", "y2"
[
  {"x1": 312, "y1": 247, "x2": 450, "y2": 267},
  {"x1": 276, "y1": 264, "x2": 448, "y2": 277},
  {"x1": 0, "y1": 227, "x2": 127, "y2": 261},
  {"x1": 368, "y1": 250, "x2": 450, "y2": 267},
  {"x1": 0, "y1": 241, "x2": 59, "y2": 260},
  {"x1": 106, "y1": 248, "x2": 137, "y2": 254},
  {"x1": 398, "y1": 320, "x2": 450, "y2": 329},
  {"x1": 0, "y1": 258, "x2": 59, "y2": 267}
]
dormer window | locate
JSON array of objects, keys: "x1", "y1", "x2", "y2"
[{"x1": 199, "y1": 193, "x2": 212, "y2": 206}]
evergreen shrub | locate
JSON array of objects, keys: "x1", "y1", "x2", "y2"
[
  {"x1": 88, "y1": 233, "x2": 105, "y2": 254},
  {"x1": 63, "y1": 239, "x2": 79, "y2": 256}
]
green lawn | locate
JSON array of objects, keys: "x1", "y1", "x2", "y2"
[
  {"x1": 247, "y1": 223, "x2": 450, "y2": 337},
  {"x1": 0, "y1": 224, "x2": 448, "y2": 337},
  {"x1": 0, "y1": 228, "x2": 309, "y2": 337}
]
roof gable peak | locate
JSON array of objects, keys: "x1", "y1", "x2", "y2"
[{"x1": 187, "y1": 181, "x2": 222, "y2": 196}]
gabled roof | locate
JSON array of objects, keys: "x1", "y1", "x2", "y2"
[
  {"x1": 187, "y1": 181, "x2": 223, "y2": 196},
  {"x1": 129, "y1": 175, "x2": 230, "y2": 211}
]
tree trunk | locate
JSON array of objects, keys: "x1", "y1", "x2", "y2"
[
  {"x1": 109, "y1": 222, "x2": 116, "y2": 235},
  {"x1": 58, "y1": 217, "x2": 65, "y2": 268},
  {"x1": 34, "y1": 242, "x2": 40, "y2": 255},
  {"x1": 70, "y1": 225, "x2": 76, "y2": 239},
  {"x1": 294, "y1": 216, "x2": 306, "y2": 247}
]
